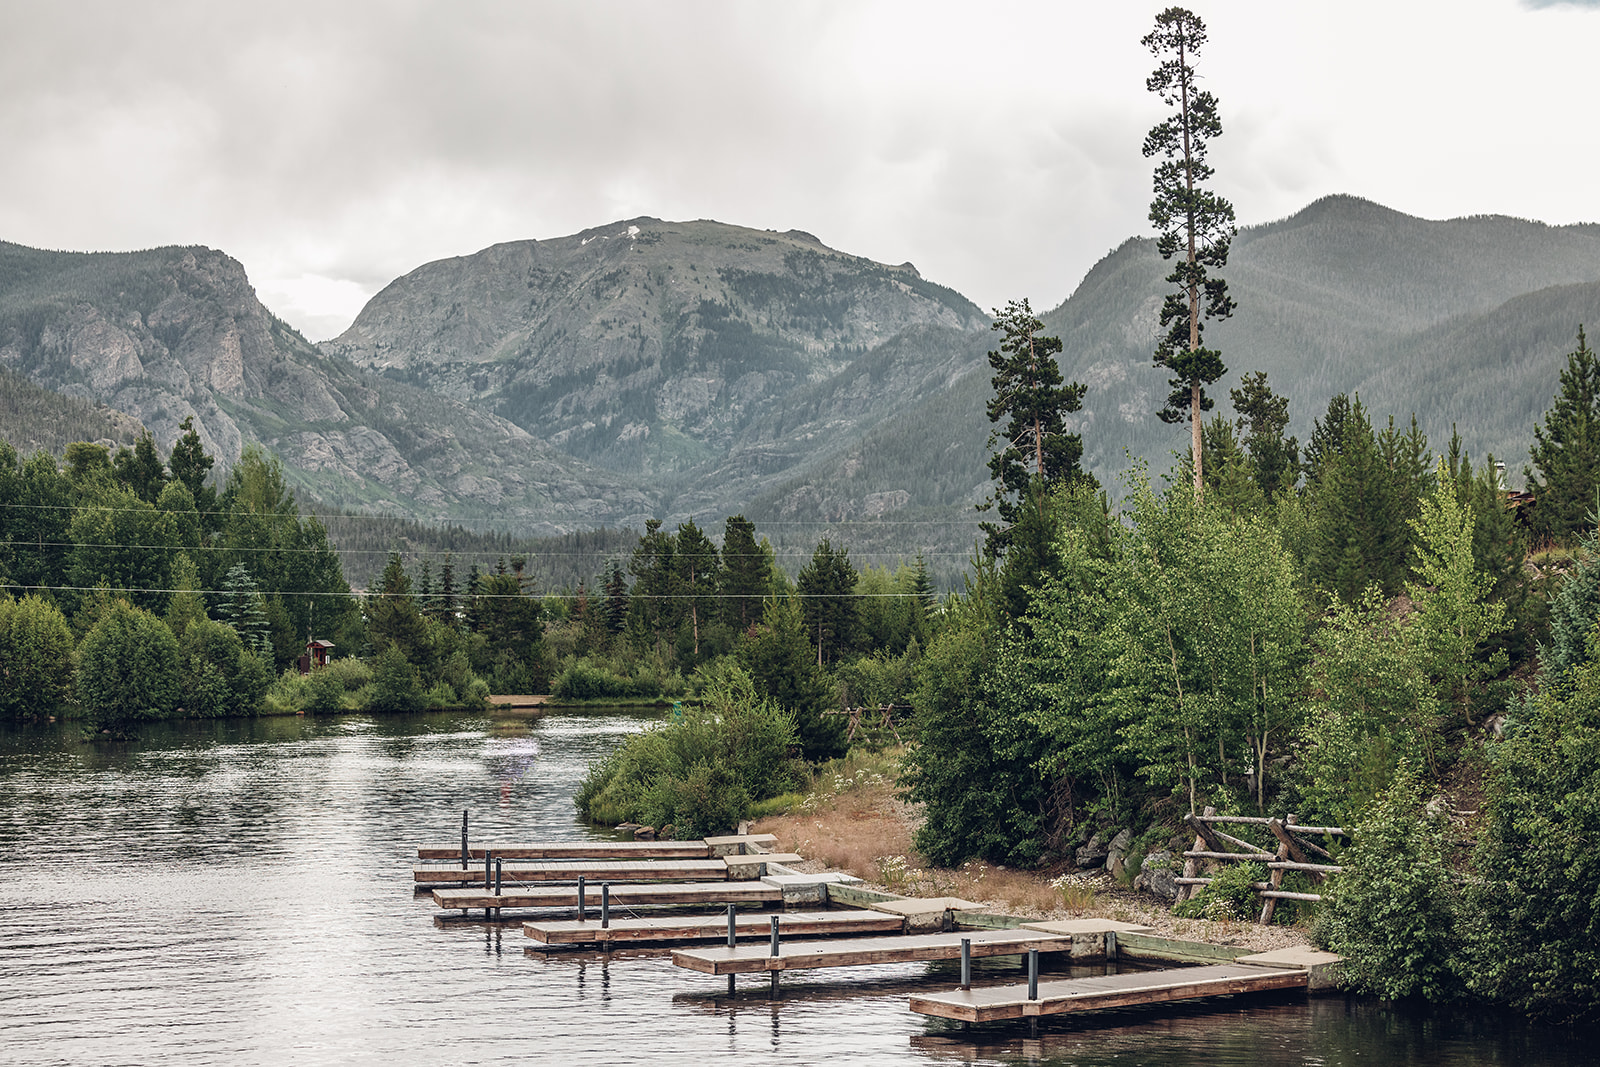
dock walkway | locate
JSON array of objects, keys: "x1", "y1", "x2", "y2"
[
  {"x1": 523, "y1": 909, "x2": 905, "y2": 946},
  {"x1": 672, "y1": 928, "x2": 1073, "y2": 976},
  {"x1": 909, "y1": 962, "x2": 1309, "y2": 1022},
  {"x1": 432, "y1": 881, "x2": 782, "y2": 910}
]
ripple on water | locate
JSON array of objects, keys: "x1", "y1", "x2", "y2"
[{"x1": 2, "y1": 709, "x2": 1597, "y2": 1066}]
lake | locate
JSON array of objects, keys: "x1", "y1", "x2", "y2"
[{"x1": 1, "y1": 709, "x2": 1593, "y2": 1065}]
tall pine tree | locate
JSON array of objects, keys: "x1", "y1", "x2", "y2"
[{"x1": 1143, "y1": 6, "x2": 1237, "y2": 494}]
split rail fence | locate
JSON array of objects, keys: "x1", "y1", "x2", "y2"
[{"x1": 1176, "y1": 806, "x2": 1350, "y2": 924}]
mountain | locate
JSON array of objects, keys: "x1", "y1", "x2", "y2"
[
  {"x1": 1038, "y1": 195, "x2": 1600, "y2": 482},
  {"x1": 322, "y1": 219, "x2": 985, "y2": 482},
  {"x1": 5, "y1": 196, "x2": 1600, "y2": 584},
  {"x1": 0, "y1": 241, "x2": 653, "y2": 535},
  {"x1": 0, "y1": 364, "x2": 145, "y2": 457}
]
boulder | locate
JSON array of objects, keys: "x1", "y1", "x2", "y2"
[
  {"x1": 1105, "y1": 829, "x2": 1134, "y2": 879},
  {"x1": 1075, "y1": 831, "x2": 1109, "y2": 869},
  {"x1": 1136, "y1": 850, "x2": 1179, "y2": 902}
]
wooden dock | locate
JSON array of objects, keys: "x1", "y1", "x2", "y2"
[
  {"x1": 418, "y1": 841, "x2": 714, "y2": 861},
  {"x1": 412, "y1": 858, "x2": 733, "y2": 884},
  {"x1": 672, "y1": 928, "x2": 1074, "y2": 976},
  {"x1": 523, "y1": 909, "x2": 906, "y2": 945},
  {"x1": 431, "y1": 881, "x2": 783, "y2": 910},
  {"x1": 908, "y1": 962, "x2": 1309, "y2": 1022}
]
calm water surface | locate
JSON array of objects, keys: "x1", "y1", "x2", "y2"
[{"x1": 1, "y1": 709, "x2": 1594, "y2": 1066}]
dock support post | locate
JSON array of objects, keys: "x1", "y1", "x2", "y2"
[
  {"x1": 959, "y1": 937, "x2": 971, "y2": 990},
  {"x1": 769, "y1": 915, "x2": 781, "y2": 997},
  {"x1": 577, "y1": 876, "x2": 586, "y2": 921},
  {"x1": 1027, "y1": 948, "x2": 1038, "y2": 1001},
  {"x1": 601, "y1": 883, "x2": 610, "y2": 928},
  {"x1": 494, "y1": 857, "x2": 502, "y2": 918},
  {"x1": 1106, "y1": 930, "x2": 1118, "y2": 962},
  {"x1": 726, "y1": 905, "x2": 737, "y2": 995},
  {"x1": 460, "y1": 809, "x2": 469, "y2": 870},
  {"x1": 483, "y1": 849, "x2": 492, "y2": 919}
]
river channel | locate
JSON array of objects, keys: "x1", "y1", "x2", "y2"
[{"x1": 1, "y1": 708, "x2": 1595, "y2": 1066}]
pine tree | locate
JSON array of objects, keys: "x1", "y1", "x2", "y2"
[
  {"x1": 720, "y1": 515, "x2": 771, "y2": 633},
  {"x1": 980, "y1": 298, "x2": 1089, "y2": 559},
  {"x1": 112, "y1": 431, "x2": 166, "y2": 504},
  {"x1": 168, "y1": 416, "x2": 215, "y2": 506},
  {"x1": 1527, "y1": 325, "x2": 1600, "y2": 543},
  {"x1": 674, "y1": 520, "x2": 720, "y2": 660},
  {"x1": 219, "y1": 563, "x2": 272, "y2": 658},
  {"x1": 1230, "y1": 371, "x2": 1299, "y2": 498},
  {"x1": 1143, "y1": 6, "x2": 1237, "y2": 493},
  {"x1": 1306, "y1": 399, "x2": 1410, "y2": 604},
  {"x1": 796, "y1": 538, "x2": 861, "y2": 666}
]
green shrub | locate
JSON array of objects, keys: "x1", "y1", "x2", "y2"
[
  {"x1": 0, "y1": 594, "x2": 75, "y2": 721},
  {"x1": 576, "y1": 661, "x2": 798, "y2": 836},
  {"x1": 369, "y1": 644, "x2": 424, "y2": 713},
  {"x1": 1312, "y1": 769, "x2": 1459, "y2": 1000},
  {"x1": 76, "y1": 600, "x2": 180, "y2": 725},
  {"x1": 1173, "y1": 860, "x2": 1267, "y2": 921}
]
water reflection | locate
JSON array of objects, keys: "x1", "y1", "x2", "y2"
[{"x1": 2, "y1": 708, "x2": 1597, "y2": 1066}]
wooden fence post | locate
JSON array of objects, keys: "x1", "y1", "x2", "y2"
[{"x1": 1178, "y1": 805, "x2": 1216, "y2": 902}]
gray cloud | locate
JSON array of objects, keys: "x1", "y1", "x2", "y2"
[{"x1": 0, "y1": 1, "x2": 1594, "y2": 339}]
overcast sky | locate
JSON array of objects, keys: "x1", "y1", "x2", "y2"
[{"x1": 2, "y1": 0, "x2": 1597, "y2": 341}]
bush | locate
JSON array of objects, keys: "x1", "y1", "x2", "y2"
[
  {"x1": 1462, "y1": 647, "x2": 1600, "y2": 1020},
  {"x1": 1173, "y1": 861, "x2": 1267, "y2": 921},
  {"x1": 0, "y1": 594, "x2": 75, "y2": 721},
  {"x1": 178, "y1": 618, "x2": 266, "y2": 717},
  {"x1": 369, "y1": 644, "x2": 424, "y2": 713},
  {"x1": 1312, "y1": 769, "x2": 1459, "y2": 1000},
  {"x1": 76, "y1": 600, "x2": 181, "y2": 725},
  {"x1": 576, "y1": 661, "x2": 798, "y2": 836}
]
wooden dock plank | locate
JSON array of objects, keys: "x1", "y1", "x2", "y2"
[
  {"x1": 672, "y1": 928, "x2": 1072, "y2": 975},
  {"x1": 523, "y1": 909, "x2": 906, "y2": 945},
  {"x1": 412, "y1": 859, "x2": 730, "y2": 884},
  {"x1": 908, "y1": 963, "x2": 1308, "y2": 1022},
  {"x1": 418, "y1": 841, "x2": 711, "y2": 861},
  {"x1": 431, "y1": 881, "x2": 782, "y2": 909}
]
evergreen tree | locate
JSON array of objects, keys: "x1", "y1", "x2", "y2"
[
  {"x1": 720, "y1": 515, "x2": 770, "y2": 633},
  {"x1": 603, "y1": 560, "x2": 629, "y2": 637},
  {"x1": 365, "y1": 552, "x2": 430, "y2": 667},
  {"x1": 1304, "y1": 393, "x2": 1354, "y2": 484},
  {"x1": 674, "y1": 519, "x2": 720, "y2": 660},
  {"x1": 164, "y1": 551, "x2": 207, "y2": 640},
  {"x1": 437, "y1": 553, "x2": 458, "y2": 627},
  {"x1": 796, "y1": 538, "x2": 861, "y2": 666},
  {"x1": 627, "y1": 520, "x2": 679, "y2": 657},
  {"x1": 1526, "y1": 325, "x2": 1600, "y2": 543},
  {"x1": 979, "y1": 298, "x2": 1090, "y2": 557},
  {"x1": 218, "y1": 563, "x2": 273, "y2": 658},
  {"x1": 167, "y1": 416, "x2": 217, "y2": 517},
  {"x1": 1143, "y1": 6, "x2": 1237, "y2": 493},
  {"x1": 1230, "y1": 371, "x2": 1299, "y2": 498},
  {"x1": 1306, "y1": 398, "x2": 1413, "y2": 604},
  {"x1": 112, "y1": 431, "x2": 166, "y2": 504},
  {"x1": 736, "y1": 594, "x2": 844, "y2": 762}
]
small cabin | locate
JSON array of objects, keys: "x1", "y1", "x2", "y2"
[{"x1": 298, "y1": 639, "x2": 336, "y2": 675}]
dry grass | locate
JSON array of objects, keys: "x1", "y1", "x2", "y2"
[{"x1": 751, "y1": 746, "x2": 1315, "y2": 954}]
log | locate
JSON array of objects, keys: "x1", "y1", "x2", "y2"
[
  {"x1": 1267, "y1": 860, "x2": 1343, "y2": 873},
  {"x1": 1183, "y1": 850, "x2": 1276, "y2": 862},
  {"x1": 1211, "y1": 828, "x2": 1274, "y2": 856}
]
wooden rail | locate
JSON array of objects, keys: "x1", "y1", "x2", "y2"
[{"x1": 1177, "y1": 809, "x2": 1350, "y2": 923}]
